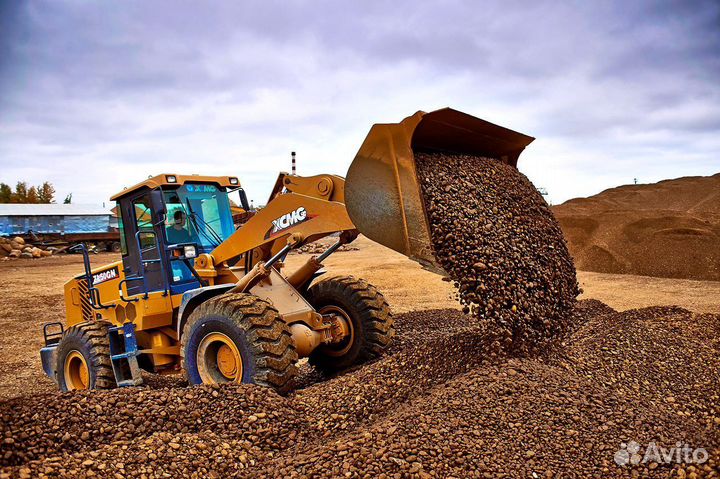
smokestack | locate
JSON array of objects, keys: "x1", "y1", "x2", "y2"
[{"x1": 291, "y1": 151, "x2": 296, "y2": 175}]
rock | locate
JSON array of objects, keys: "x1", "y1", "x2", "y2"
[
  {"x1": 19, "y1": 252, "x2": 33, "y2": 259},
  {"x1": 12, "y1": 236, "x2": 24, "y2": 245},
  {"x1": 8, "y1": 249, "x2": 21, "y2": 258}
]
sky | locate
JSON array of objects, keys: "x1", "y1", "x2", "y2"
[{"x1": 1, "y1": 0, "x2": 718, "y2": 207}]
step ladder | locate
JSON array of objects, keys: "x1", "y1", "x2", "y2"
[{"x1": 108, "y1": 323, "x2": 143, "y2": 387}]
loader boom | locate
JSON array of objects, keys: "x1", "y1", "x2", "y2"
[{"x1": 208, "y1": 173, "x2": 355, "y2": 280}]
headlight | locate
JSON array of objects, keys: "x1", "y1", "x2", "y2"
[
  {"x1": 183, "y1": 245, "x2": 197, "y2": 258},
  {"x1": 166, "y1": 175, "x2": 177, "y2": 183},
  {"x1": 229, "y1": 177, "x2": 239, "y2": 185}
]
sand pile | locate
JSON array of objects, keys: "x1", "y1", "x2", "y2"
[
  {"x1": 554, "y1": 173, "x2": 720, "y2": 281},
  {"x1": 414, "y1": 152, "x2": 579, "y2": 354},
  {"x1": 1, "y1": 302, "x2": 718, "y2": 478}
]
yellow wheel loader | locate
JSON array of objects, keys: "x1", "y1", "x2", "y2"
[{"x1": 40, "y1": 108, "x2": 534, "y2": 393}]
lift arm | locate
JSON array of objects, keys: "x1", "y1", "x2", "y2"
[{"x1": 202, "y1": 173, "x2": 356, "y2": 283}]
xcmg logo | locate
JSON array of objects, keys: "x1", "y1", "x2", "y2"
[{"x1": 266, "y1": 207, "x2": 314, "y2": 238}]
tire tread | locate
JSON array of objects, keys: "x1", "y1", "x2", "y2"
[
  {"x1": 58, "y1": 321, "x2": 116, "y2": 391},
  {"x1": 306, "y1": 275, "x2": 394, "y2": 373},
  {"x1": 181, "y1": 293, "x2": 298, "y2": 394}
]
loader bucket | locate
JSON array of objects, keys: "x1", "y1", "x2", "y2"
[{"x1": 345, "y1": 107, "x2": 535, "y2": 274}]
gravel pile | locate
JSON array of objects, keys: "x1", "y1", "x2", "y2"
[
  {"x1": 2, "y1": 302, "x2": 718, "y2": 478},
  {"x1": 0, "y1": 385, "x2": 305, "y2": 471},
  {"x1": 414, "y1": 152, "x2": 580, "y2": 354}
]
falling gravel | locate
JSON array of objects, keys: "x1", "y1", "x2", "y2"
[{"x1": 414, "y1": 152, "x2": 580, "y2": 354}]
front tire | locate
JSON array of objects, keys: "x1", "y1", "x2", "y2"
[
  {"x1": 181, "y1": 293, "x2": 298, "y2": 394},
  {"x1": 55, "y1": 321, "x2": 116, "y2": 392},
  {"x1": 306, "y1": 276, "x2": 394, "y2": 374}
]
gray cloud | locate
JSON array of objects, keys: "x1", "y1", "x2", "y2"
[{"x1": 0, "y1": 0, "x2": 718, "y2": 206}]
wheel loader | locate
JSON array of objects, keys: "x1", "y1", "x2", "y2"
[{"x1": 40, "y1": 108, "x2": 534, "y2": 393}]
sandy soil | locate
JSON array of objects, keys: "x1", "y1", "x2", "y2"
[
  {"x1": 0, "y1": 236, "x2": 718, "y2": 401},
  {"x1": 554, "y1": 172, "x2": 720, "y2": 281}
]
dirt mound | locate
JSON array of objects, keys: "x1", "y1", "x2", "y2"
[
  {"x1": 555, "y1": 173, "x2": 720, "y2": 281},
  {"x1": 2, "y1": 302, "x2": 718, "y2": 478},
  {"x1": 415, "y1": 152, "x2": 579, "y2": 354}
]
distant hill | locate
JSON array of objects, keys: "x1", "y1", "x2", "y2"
[{"x1": 553, "y1": 173, "x2": 720, "y2": 281}]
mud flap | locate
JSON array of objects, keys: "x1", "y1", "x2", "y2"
[{"x1": 40, "y1": 322, "x2": 64, "y2": 383}]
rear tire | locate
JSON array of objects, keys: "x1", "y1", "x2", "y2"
[
  {"x1": 181, "y1": 293, "x2": 298, "y2": 394},
  {"x1": 109, "y1": 242, "x2": 122, "y2": 253},
  {"x1": 306, "y1": 275, "x2": 394, "y2": 374},
  {"x1": 55, "y1": 321, "x2": 116, "y2": 392}
]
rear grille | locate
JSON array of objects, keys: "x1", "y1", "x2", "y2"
[{"x1": 77, "y1": 279, "x2": 94, "y2": 322}]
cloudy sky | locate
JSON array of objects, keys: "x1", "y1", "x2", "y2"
[{"x1": 1, "y1": 0, "x2": 718, "y2": 207}]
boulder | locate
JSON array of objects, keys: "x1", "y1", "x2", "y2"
[
  {"x1": 12, "y1": 236, "x2": 25, "y2": 246},
  {"x1": 8, "y1": 250, "x2": 21, "y2": 258},
  {"x1": 22, "y1": 246, "x2": 33, "y2": 253},
  {"x1": 20, "y1": 252, "x2": 33, "y2": 259},
  {"x1": 0, "y1": 242, "x2": 11, "y2": 253},
  {"x1": 31, "y1": 247, "x2": 42, "y2": 258},
  {"x1": 40, "y1": 250, "x2": 53, "y2": 257},
  {"x1": 10, "y1": 241, "x2": 23, "y2": 251}
]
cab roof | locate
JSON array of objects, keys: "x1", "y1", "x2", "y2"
[{"x1": 110, "y1": 174, "x2": 240, "y2": 201}]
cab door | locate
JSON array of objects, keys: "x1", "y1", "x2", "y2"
[{"x1": 118, "y1": 190, "x2": 168, "y2": 297}]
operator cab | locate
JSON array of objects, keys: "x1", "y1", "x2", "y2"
[{"x1": 110, "y1": 174, "x2": 249, "y2": 296}]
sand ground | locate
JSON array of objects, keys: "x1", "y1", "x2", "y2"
[{"x1": 0, "y1": 235, "x2": 718, "y2": 400}]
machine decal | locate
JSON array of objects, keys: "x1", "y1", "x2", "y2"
[
  {"x1": 265, "y1": 207, "x2": 316, "y2": 239},
  {"x1": 92, "y1": 266, "x2": 119, "y2": 285}
]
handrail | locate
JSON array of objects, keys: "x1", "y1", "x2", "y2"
[
  {"x1": 117, "y1": 279, "x2": 140, "y2": 303},
  {"x1": 68, "y1": 243, "x2": 113, "y2": 310}
]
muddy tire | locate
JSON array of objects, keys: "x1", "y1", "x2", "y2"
[
  {"x1": 306, "y1": 275, "x2": 394, "y2": 374},
  {"x1": 181, "y1": 293, "x2": 298, "y2": 394},
  {"x1": 55, "y1": 321, "x2": 116, "y2": 392}
]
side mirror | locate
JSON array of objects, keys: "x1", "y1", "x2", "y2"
[
  {"x1": 238, "y1": 188, "x2": 250, "y2": 211},
  {"x1": 150, "y1": 189, "x2": 168, "y2": 221}
]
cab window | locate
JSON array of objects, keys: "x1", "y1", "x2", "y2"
[
  {"x1": 163, "y1": 184, "x2": 234, "y2": 251},
  {"x1": 116, "y1": 202, "x2": 128, "y2": 255},
  {"x1": 132, "y1": 195, "x2": 156, "y2": 250},
  {"x1": 164, "y1": 195, "x2": 194, "y2": 245}
]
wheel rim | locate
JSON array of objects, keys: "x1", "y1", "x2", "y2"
[
  {"x1": 319, "y1": 305, "x2": 354, "y2": 357},
  {"x1": 197, "y1": 332, "x2": 243, "y2": 383},
  {"x1": 64, "y1": 350, "x2": 89, "y2": 390}
]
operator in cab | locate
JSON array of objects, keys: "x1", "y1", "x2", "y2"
[{"x1": 166, "y1": 210, "x2": 193, "y2": 244}]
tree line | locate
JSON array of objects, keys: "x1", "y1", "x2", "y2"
[{"x1": 0, "y1": 181, "x2": 72, "y2": 204}]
